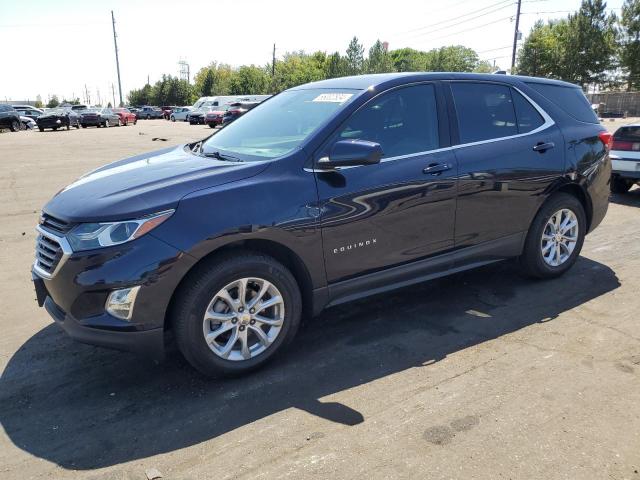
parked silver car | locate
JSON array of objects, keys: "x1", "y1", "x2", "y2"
[{"x1": 169, "y1": 106, "x2": 193, "y2": 122}]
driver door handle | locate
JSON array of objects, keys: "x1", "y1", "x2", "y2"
[{"x1": 423, "y1": 163, "x2": 452, "y2": 175}]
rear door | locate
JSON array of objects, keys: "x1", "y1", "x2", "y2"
[
  {"x1": 316, "y1": 83, "x2": 458, "y2": 283},
  {"x1": 448, "y1": 81, "x2": 565, "y2": 249}
]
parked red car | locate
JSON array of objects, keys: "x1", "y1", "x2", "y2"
[
  {"x1": 205, "y1": 105, "x2": 230, "y2": 128},
  {"x1": 161, "y1": 106, "x2": 177, "y2": 120},
  {"x1": 113, "y1": 108, "x2": 137, "y2": 126}
]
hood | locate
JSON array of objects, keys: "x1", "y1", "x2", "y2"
[{"x1": 44, "y1": 145, "x2": 270, "y2": 223}]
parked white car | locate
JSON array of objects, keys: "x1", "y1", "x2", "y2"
[{"x1": 170, "y1": 107, "x2": 193, "y2": 122}]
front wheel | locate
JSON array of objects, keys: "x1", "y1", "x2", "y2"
[
  {"x1": 117, "y1": 119, "x2": 122, "y2": 127},
  {"x1": 170, "y1": 115, "x2": 175, "y2": 122},
  {"x1": 38, "y1": 127, "x2": 44, "y2": 132},
  {"x1": 173, "y1": 252, "x2": 302, "y2": 377},
  {"x1": 9, "y1": 119, "x2": 20, "y2": 132},
  {"x1": 519, "y1": 193, "x2": 586, "y2": 279}
]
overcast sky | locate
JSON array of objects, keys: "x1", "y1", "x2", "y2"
[{"x1": 0, "y1": 0, "x2": 624, "y2": 104}]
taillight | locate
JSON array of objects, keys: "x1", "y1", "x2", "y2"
[
  {"x1": 598, "y1": 131, "x2": 613, "y2": 150},
  {"x1": 611, "y1": 140, "x2": 634, "y2": 151}
]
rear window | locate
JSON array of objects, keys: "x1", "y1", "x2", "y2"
[
  {"x1": 613, "y1": 126, "x2": 640, "y2": 141},
  {"x1": 526, "y1": 83, "x2": 598, "y2": 124}
]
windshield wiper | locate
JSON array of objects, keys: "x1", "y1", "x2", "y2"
[{"x1": 202, "y1": 151, "x2": 243, "y2": 162}]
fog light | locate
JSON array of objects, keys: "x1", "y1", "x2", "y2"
[
  {"x1": 56, "y1": 119, "x2": 61, "y2": 124},
  {"x1": 105, "y1": 286, "x2": 140, "y2": 321}
]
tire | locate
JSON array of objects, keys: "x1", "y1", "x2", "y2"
[
  {"x1": 134, "y1": 118, "x2": 137, "y2": 125},
  {"x1": 170, "y1": 115, "x2": 175, "y2": 122},
  {"x1": 9, "y1": 119, "x2": 20, "y2": 132},
  {"x1": 66, "y1": 122, "x2": 70, "y2": 130},
  {"x1": 118, "y1": 119, "x2": 122, "y2": 127},
  {"x1": 146, "y1": 114, "x2": 150, "y2": 120},
  {"x1": 52, "y1": 127, "x2": 58, "y2": 131},
  {"x1": 123, "y1": 119, "x2": 128, "y2": 126},
  {"x1": 209, "y1": 124, "x2": 215, "y2": 128},
  {"x1": 81, "y1": 125, "x2": 87, "y2": 128},
  {"x1": 173, "y1": 252, "x2": 302, "y2": 377},
  {"x1": 611, "y1": 176, "x2": 632, "y2": 194},
  {"x1": 104, "y1": 119, "x2": 109, "y2": 128},
  {"x1": 519, "y1": 192, "x2": 586, "y2": 279},
  {"x1": 75, "y1": 120, "x2": 80, "y2": 129},
  {"x1": 38, "y1": 127, "x2": 44, "y2": 132}
]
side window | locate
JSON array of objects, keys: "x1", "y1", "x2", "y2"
[
  {"x1": 511, "y1": 89, "x2": 544, "y2": 133},
  {"x1": 451, "y1": 82, "x2": 517, "y2": 143},
  {"x1": 334, "y1": 84, "x2": 439, "y2": 159}
]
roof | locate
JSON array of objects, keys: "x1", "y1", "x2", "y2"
[{"x1": 291, "y1": 72, "x2": 579, "y2": 91}]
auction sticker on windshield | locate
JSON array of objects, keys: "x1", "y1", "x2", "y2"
[{"x1": 312, "y1": 93, "x2": 354, "y2": 103}]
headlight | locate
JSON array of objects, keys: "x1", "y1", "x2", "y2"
[{"x1": 67, "y1": 210, "x2": 174, "y2": 251}]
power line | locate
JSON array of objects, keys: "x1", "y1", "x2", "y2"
[
  {"x1": 111, "y1": 11, "x2": 123, "y2": 107},
  {"x1": 410, "y1": 15, "x2": 514, "y2": 43},
  {"x1": 393, "y1": 0, "x2": 515, "y2": 37}
]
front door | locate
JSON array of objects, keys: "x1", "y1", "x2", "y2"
[{"x1": 315, "y1": 83, "x2": 458, "y2": 284}]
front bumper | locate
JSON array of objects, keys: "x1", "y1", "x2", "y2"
[
  {"x1": 32, "y1": 231, "x2": 197, "y2": 360},
  {"x1": 81, "y1": 118, "x2": 102, "y2": 126},
  {"x1": 43, "y1": 293, "x2": 165, "y2": 360}
]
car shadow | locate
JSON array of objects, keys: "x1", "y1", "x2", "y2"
[
  {"x1": 610, "y1": 186, "x2": 640, "y2": 207},
  {"x1": 0, "y1": 257, "x2": 620, "y2": 470}
]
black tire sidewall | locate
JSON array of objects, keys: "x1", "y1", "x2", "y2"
[
  {"x1": 174, "y1": 254, "x2": 302, "y2": 377},
  {"x1": 521, "y1": 193, "x2": 587, "y2": 278}
]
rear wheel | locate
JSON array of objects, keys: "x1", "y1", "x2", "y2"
[
  {"x1": 104, "y1": 119, "x2": 110, "y2": 128},
  {"x1": 173, "y1": 252, "x2": 302, "y2": 377},
  {"x1": 117, "y1": 119, "x2": 122, "y2": 127},
  {"x1": 170, "y1": 115, "x2": 175, "y2": 122},
  {"x1": 611, "y1": 176, "x2": 632, "y2": 194},
  {"x1": 38, "y1": 127, "x2": 44, "y2": 132},
  {"x1": 519, "y1": 193, "x2": 586, "y2": 279},
  {"x1": 9, "y1": 119, "x2": 20, "y2": 132}
]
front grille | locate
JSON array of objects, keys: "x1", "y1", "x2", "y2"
[
  {"x1": 35, "y1": 233, "x2": 63, "y2": 276},
  {"x1": 40, "y1": 213, "x2": 73, "y2": 234}
]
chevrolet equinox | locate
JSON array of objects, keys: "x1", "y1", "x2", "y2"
[{"x1": 32, "y1": 73, "x2": 611, "y2": 376}]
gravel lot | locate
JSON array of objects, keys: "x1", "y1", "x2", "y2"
[{"x1": 0, "y1": 119, "x2": 639, "y2": 480}]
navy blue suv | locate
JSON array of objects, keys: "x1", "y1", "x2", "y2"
[{"x1": 32, "y1": 73, "x2": 611, "y2": 377}]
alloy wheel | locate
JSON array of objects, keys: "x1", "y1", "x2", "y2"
[
  {"x1": 541, "y1": 208, "x2": 579, "y2": 267},
  {"x1": 202, "y1": 277, "x2": 285, "y2": 361}
]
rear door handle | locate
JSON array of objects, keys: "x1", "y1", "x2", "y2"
[
  {"x1": 533, "y1": 142, "x2": 555, "y2": 153},
  {"x1": 423, "y1": 163, "x2": 452, "y2": 175}
]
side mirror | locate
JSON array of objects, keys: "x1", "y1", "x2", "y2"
[{"x1": 318, "y1": 139, "x2": 383, "y2": 169}]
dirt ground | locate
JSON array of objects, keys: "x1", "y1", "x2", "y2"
[{"x1": 1, "y1": 119, "x2": 639, "y2": 480}]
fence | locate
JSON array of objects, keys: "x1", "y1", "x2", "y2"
[{"x1": 586, "y1": 92, "x2": 640, "y2": 117}]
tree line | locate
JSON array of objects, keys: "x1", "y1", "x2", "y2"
[
  {"x1": 517, "y1": 0, "x2": 640, "y2": 91},
  {"x1": 127, "y1": 39, "x2": 495, "y2": 106}
]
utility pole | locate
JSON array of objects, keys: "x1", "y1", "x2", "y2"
[
  {"x1": 147, "y1": 74, "x2": 150, "y2": 86},
  {"x1": 111, "y1": 83, "x2": 116, "y2": 108},
  {"x1": 272, "y1": 43, "x2": 276, "y2": 76},
  {"x1": 111, "y1": 11, "x2": 123, "y2": 106},
  {"x1": 84, "y1": 84, "x2": 90, "y2": 105},
  {"x1": 510, "y1": 0, "x2": 522, "y2": 73}
]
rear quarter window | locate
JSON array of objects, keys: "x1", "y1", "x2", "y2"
[{"x1": 526, "y1": 82, "x2": 598, "y2": 124}]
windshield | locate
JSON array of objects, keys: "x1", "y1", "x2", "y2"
[
  {"x1": 83, "y1": 108, "x2": 100, "y2": 113},
  {"x1": 202, "y1": 89, "x2": 358, "y2": 160}
]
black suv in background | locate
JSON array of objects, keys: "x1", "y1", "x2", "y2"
[
  {"x1": 0, "y1": 105, "x2": 22, "y2": 131},
  {"x1": 32, "y1": 73, "x2": 611, "y2": 377}
]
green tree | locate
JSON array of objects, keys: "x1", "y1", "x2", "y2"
[
  {"x1": 46, "y1": 95, "x2": 59, "y2": 108},
  {"x1": 34, "y1": 95, "x2": 43, "y2": 108},
  {"x1": 128, "y1": 84, "x2": 152, "y2": 106},
  {"x1": 474, "y1": 60, "x2": 497, "y2": 73},
  {"x1": 272, "y1": 51, "x2": 327, "y2": 91},
  {"x1": 366, "y1": 40, "x2": 395, "y2": 73},
  {"x1": 345, "y1": 36, "x2": 365, "y2": 75},
  {"x1": 325, "y1": 51, "x2": 348, "y2": 78},
  {"x1": 230, "y1": 65, "x2": 270, "y2": 94},
  {"x1": 425, "y1": 45, "x2": 478, "y2": 72},
  {"x1": 563, "y1": 0, "x2": 617, "y2": 87},
  {"x1": 517, "y1": 20, "x2": 565, "y2": 77},
  {"x1": 390, "y1": 48, "x2": 429, "y2": 71},
  {"x1": 201, "y1": 69, "x2": 215, "y2": 96},
  {"x1": 619, "y1": 0, "x2": 640, "y2": 90}
]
